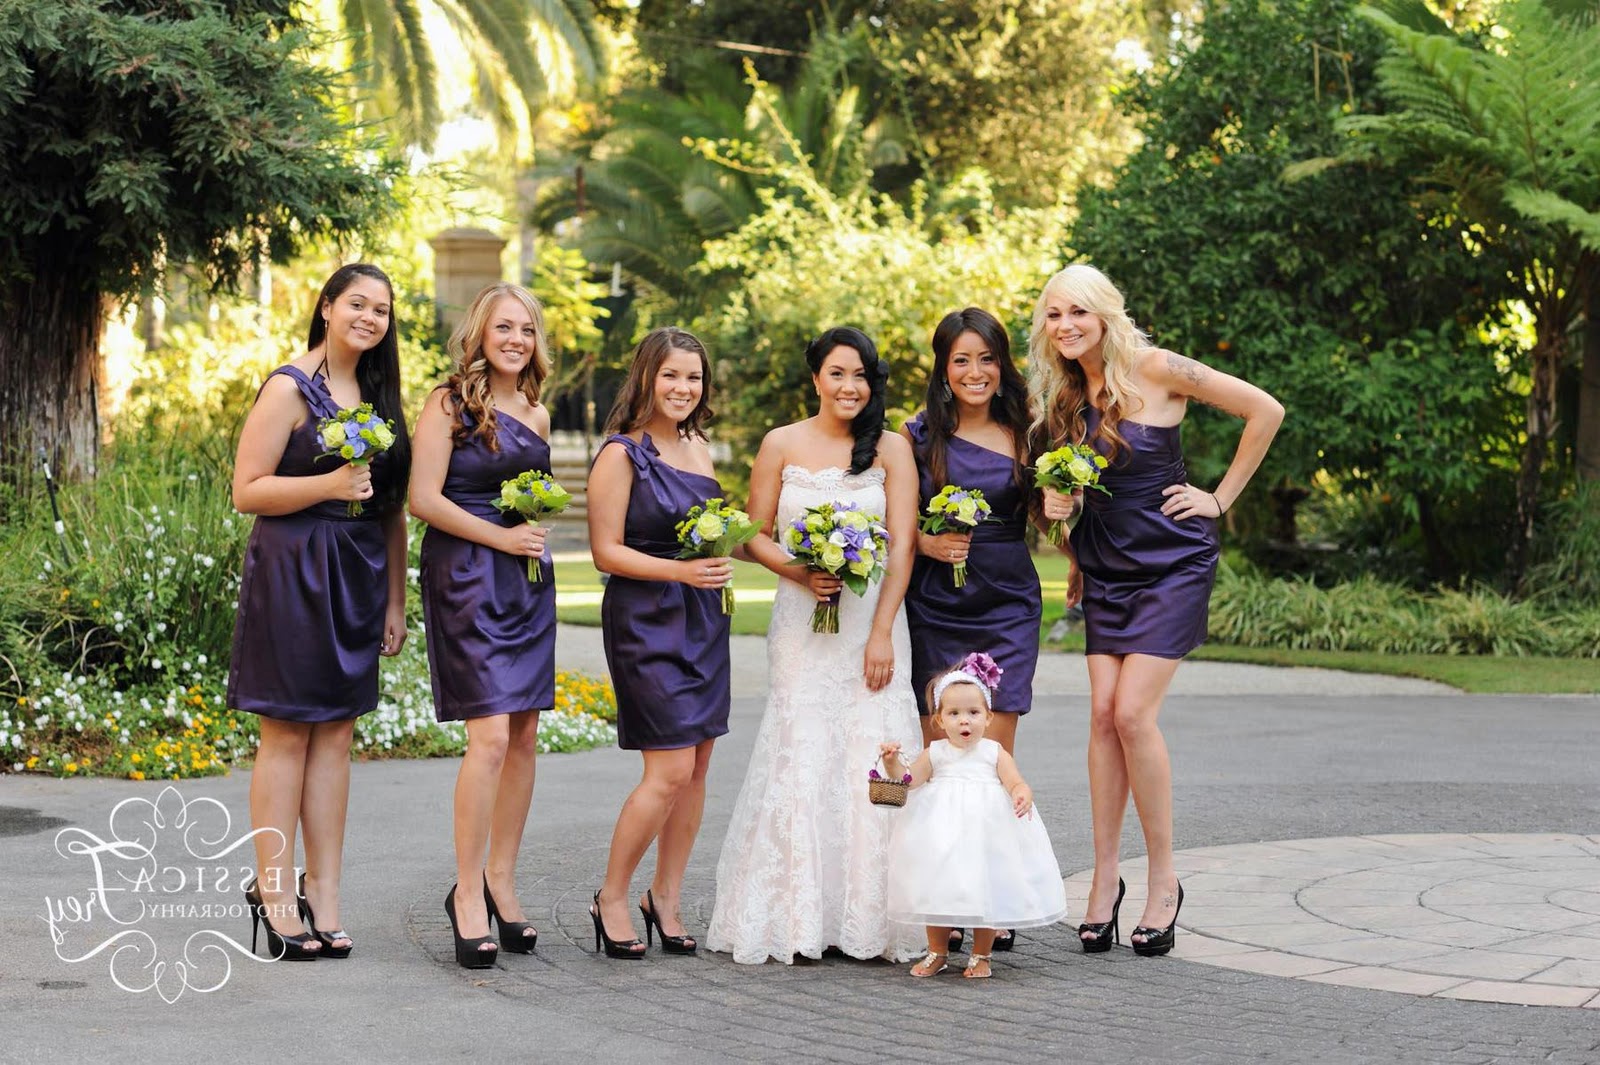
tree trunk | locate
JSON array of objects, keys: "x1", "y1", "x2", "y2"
[
  {"x1": 1507, "y1": 320, "x2": 1565, "y2": 593},
  {"x1": 1578, "y1": 265, "x2": 1600, "y2": 484},
  {"x1": 0, "y1": 266, "x2": 103, "y2": 488}
]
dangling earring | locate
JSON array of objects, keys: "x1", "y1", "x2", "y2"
[
  {"x1": 941, "y1": 381, "x2": 954, "y2": 402},
  {"x1": 995, "y1": 383, "x2": 1004, "y2": 398}
]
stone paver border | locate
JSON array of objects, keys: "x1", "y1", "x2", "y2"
[{"x1": 1066, "y1": 832, "x2": 1600, "y2": 1008}]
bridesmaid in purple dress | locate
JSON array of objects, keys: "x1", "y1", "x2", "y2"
[
  {"x1": 1032, "y1": 264, "x2": 1282, "y2": 956},
  {"x1": 229, "y1": 264, "x2": 411, "y2": 961},
  {"x1": 902, "y1": 308, "x2": 1041, "y2": 758},
  {"x1": 587, "y1": 327, "x2": 734, "y2": 959},
  {"x1": 410, "y1": 283, "x2": 555, "y2": 968}
]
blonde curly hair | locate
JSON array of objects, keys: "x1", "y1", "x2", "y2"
[
  {"x1": 1026, "y1": 264, "x2": 1149, "y2": 460},
  {"x1": 445, "y1": 283, "x2": 550, "y2": 452}
]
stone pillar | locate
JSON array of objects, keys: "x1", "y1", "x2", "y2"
[{"x1": 429, "y1": 228, "x2": 508, "y2": 337}]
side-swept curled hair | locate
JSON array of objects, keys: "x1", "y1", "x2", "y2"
[
  {"x1": 444, "y1": 283, "x2": 550, "y2": 453},
  {"x1": 602, "y1": 327, "x2": 714, "y2": 439},
  {"x1": 307, "y1": 263, "x2": 411, "y2": 515},
  {"x1": 1026, "y1": 264, "x2": 1149, "y2": 461},
  {"x1": 806, "y1": 326, "x2": 888, "y2": 475},
  {"x1": 922, "y1": 307, "x2": 1032, "y2": 490}
]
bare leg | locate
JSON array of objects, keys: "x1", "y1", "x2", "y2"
[
  {"x1": 647, "y1": 738, "x2": 714, "y2": 940},
  {"x1": 1080, "y1": 653, "x2": 1129, "y2": 943},
  {"x1": 986, "y1": 710, "x2": 1019, "y2": 756},
  {"x1": 450, "y1": 714, "x2": 510, "y2": 946},
  {"x1": 912, "y1": 926, "x2": 952, "y2": 976},
  {"x1": 596, "y1": 746, "x2": 695, "y2": 947},
  {"x1": 484, "y1": 710, "x2": 540, "y2": 945},
  {"x1": 965, "y1": 928, "x2": 996, "y2": 978},
  {"x1": 249, "y1": 717, "x2": 314, "y2": 939},
  {"x1": 1111, "y1": 653, "x2": 1183, "y2": 939},
  {"x1": 299, "y1": 718, "x2": 355, "y2": 949}
]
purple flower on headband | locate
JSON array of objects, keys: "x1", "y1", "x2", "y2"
[{"x1": 960, "y1": 652, "x2": 1003, "y2": 690}]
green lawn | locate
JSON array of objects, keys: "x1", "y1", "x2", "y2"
[{"x1": 554, "y1": 553, "x2": 1598, "y2": 694}]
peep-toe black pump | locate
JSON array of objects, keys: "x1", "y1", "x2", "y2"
[
  {"x1": 1131, "y1": 882, "x2": 1185, "y2": 957},
  {"x1": 483, "y1": 877, "x2": 537, "y2": 954},
  {"x1": 245, "y1": 876, "x2": 320, "y2": 961},
  {"x1": 1078, "y1": 877, "x2": 1126, "y2": 954},
  {"x1": 639, "y1": 889, "x2": 697, "y2": 955},
  {"x1": 297, "y1": 872, "x2": 353, "y2": 959},
  {"x1": 445, "y1": 883, "x2": 499, "y2": 970},
  {"x1": 589, "y1": 891, "x2": 645, "y2": 959}
]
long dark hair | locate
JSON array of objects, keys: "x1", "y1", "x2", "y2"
[
  {"x1": 602, "y1": 326, "x2": 714, "y2": 439},
  {"x1": 922, "y1": 307, "x2": 1031, "y2": 490},
  {"x1": 307, "y1": 263, "x2": 411, "y2": 515},
  {"x1": 806, "y1": 326, "x2": 887, "y2": 475}
]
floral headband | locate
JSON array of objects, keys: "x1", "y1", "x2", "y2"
[{"x1": 931, "y1": 652, "x2": 1004, "y2": 712}]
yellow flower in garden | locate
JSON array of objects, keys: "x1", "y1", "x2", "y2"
[
  {"x1": 65, "y1": 762, "x2": 78, "y2": 773},
  {"x1": 26, "y1": 756, "x2": 38, "y2": 769},
  {"x1": 59, "y1": 588, "x2": 70, "y2": 601},
  {"x1": 130, "y1": 771, "x2": 144, "y2": 781},
  {"x1": 131, "y1": 753, "x2": 142, "y2": 764},
  {"x1": 92, "y1": 599, "x2": 101, "y2": 608},
  {"x1": 17, "y1": 696, "x2": 27, "y2": 706}
]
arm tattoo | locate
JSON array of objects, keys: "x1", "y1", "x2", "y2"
[
  {"x1": 1194, "y1": 394, "x2": 1247, "y2": 419},
  {"x1": 1165, "y1": 351, "x2": 1209, "y2": 387}
]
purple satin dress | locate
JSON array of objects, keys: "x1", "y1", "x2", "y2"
[
  {"x1": 227, "y1": 366, "x2": 394, "y2": 722},
  {"x1": 419, "y1": 404, "x2": 556, "y2": 721},
  {"x1": 598, "y1": 434, "x2": 731, "y2": 750},
  {"x1": 904, "y1": 414, "x2": 1042, "y2": 715},
  {"x1": 1069, "y1": 407, "x2": 1219, "y2": 658}
]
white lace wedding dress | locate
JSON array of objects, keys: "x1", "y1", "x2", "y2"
[{"x1": 707, "y1": 465, "x2": 925, "y2": 965}]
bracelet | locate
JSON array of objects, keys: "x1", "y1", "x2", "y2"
[{"x1": 1209, "y1": 491, "x2": 1226, "y2": 516}]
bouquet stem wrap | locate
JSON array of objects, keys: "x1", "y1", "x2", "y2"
[
  {"x1": 919, "y1": 484, "x2": 992, "y2": 589},
  {"x1": 494, "y1": 471, "x2": 572, "y2": 581},
  {"x1": 675, "y1": 498, "x2": 759, "y2": 615},
  {"x1": 1033, "y1": 444, "x2": 1112, "y2": 546}
]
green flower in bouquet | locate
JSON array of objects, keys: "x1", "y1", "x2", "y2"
[
  {"x1": 315, "y1": 403, "x2": 397, "y2": 515},
  {"x1": 493, "y1": 470, "x2": 572, "y2": 581},
  {"x1": 920, "y1": 484, "x2": 992, "y2": 588},
  {"x1": 1033, "y1": 444, "x2": 1111, "y2": 547},
  {"x1": 675, "y1": 498, "x2": 760, "y2": 615}
]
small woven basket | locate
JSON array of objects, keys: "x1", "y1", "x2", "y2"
[{"x1": 867, "y1": 756, "x2": 909, "y2": 808}]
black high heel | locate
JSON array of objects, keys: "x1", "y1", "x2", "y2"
[
  {"x1": 947, "y1": 928, "x2": 965, "y2": 953},
  {"x1": 1078, "y1": 877, "x2": 1126, "y2": 954},
  {"x1": 244, "y1": 876, "x2": 320, "y2": 961},
  {"x1": 1131, "y1": 881, "x2": 1185, "y2": 957},
  {"x1": 589, "y1": 891, "x2": 645, "y2": 959},
  {"x1": 639, "y1": 889, "x2": 697, "y2": 955},
  {"x1": 483, "y1": 877, "x2": 537, "y2": 954},
  {"x1": 297, "y1": 872, "x2": 353, "y2": 959},
  {"x1": 445, "y1": 883, "x2": 498, "y2": 970},
  {"x1": 992, "y1": 929, "x2": 1015, "y2": 952}
]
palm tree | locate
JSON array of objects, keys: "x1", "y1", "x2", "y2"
[
  {"x1": 1328, "y1": 0, "x2": 1600, "y2": 587},
  {"x1": 328, "y1": 0, "x2": 605, "y2": 151}
]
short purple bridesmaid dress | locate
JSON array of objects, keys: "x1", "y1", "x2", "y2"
[
  {"x1": 227, "y1": 366, "x2": 395, "y2": 722},
  {"x1": 598, "y1": 434, "x2": 731, "y2": 750},
  {"x1": 419, "y1": 402, "x2": 556, "y2": 721},
  {"x1": 1069, "y1": 407, "x2": 1219, "y2": 657},
  {"x1": 903, "y1": 414, "x2": 1042, "y2": 715}
]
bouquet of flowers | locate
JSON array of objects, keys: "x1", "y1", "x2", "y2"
[
  {"x1": 493, "y1": 470, "x2": 572, "y2": 581},
  {"x1": 919, "y1": 484, "x2": 992, "y2": 588},
  {"x1": 675, "y1": 497, "x2": 760, "y2": 615},
  {"x1": 782, "y1": 501, "x2": 891, "y2": 634},
  {"x1": 316, "y1": 403, "x2": 397, "y2": 516},
  {"x1": 1033, "y1": 444, "x2": 1111, "y2": 546}
]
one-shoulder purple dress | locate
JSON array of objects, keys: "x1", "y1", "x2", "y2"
[
  {"x1": 903, "y1": 414, "x2": 1042, "y2": 715},
  {"x1": 419, "y1": 403, "x2": 556, "y2": 721},
  {"x1": 598, "y1": 434, "x2": 731, "y2": 750},
  {"x1": 227, "y1": 366, "x2": 395, "y2": 722},
  {"x1": 1069, "y1": 407, "x2": 1219, "y2": 657}
]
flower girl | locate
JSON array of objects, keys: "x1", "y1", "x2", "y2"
[{"x1": 879, "y1": 653, "x2": 1068, "y2": 978}]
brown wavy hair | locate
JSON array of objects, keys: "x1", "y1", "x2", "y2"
[
  {"x1": 1026, "y1": 264, "x2": 1149, "y2": 461},
  {"x1": 444, "y1": 283, "x2": 550, "y2": 452},
  {"x1": 602, "y1": 327, "x2": 714, "y2": 439}
]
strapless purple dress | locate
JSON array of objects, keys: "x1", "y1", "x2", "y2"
[
  {"x1": 598, "y1": 434, "x2": 731, "y2": 750},
  {"x1": 1069, "y1": 407, "x2": 1219, "y2": 658},
  {"x1": 419, "y1": 404, "x2": 556, "y2": 721},
  {"x1": 903, "y1": 414, "x2": 1041, "y2": 715},
  {"x1": 227, "y1": 366, "x2": 395, "y2": 722}
]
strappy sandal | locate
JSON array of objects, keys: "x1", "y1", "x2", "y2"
[
  {"x1": 963, "y1": 952, "x2": 992, "y2": 979},
  {"x1": 910, "y1": 952, "x2": 948, "y2": 977}
]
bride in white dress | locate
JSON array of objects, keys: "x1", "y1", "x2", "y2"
[{"x1": 707, "y1": 327, "x2": 926, "y2": 964}]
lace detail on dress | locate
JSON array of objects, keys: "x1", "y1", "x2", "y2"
[{"x1": 706, "y1": 466, "x2": 924, "y2": 965}]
